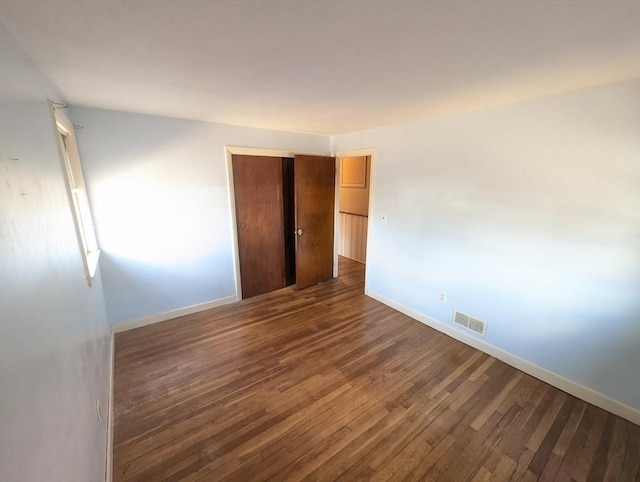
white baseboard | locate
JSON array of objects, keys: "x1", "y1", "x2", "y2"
[
  {"x1": 105, "y1": 332, "x2": 114, "y2": 482},
  {"x1": 367, "y1": 291, "x2": 640, "y2": 426},
  {"x1": 112, "y1": 296, "x2": 238, "y2": 334}
]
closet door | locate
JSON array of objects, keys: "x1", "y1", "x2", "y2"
[
  {"x1": 294, "y1": 155, "x2": 336, "y2": 289},
  {"x1": 232, "y1": 155, "x2": 286, "y2": 298}
]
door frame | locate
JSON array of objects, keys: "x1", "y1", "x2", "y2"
[
  {"x1": 332, "y1": 147, "x2": 376, "y2": 295},
  {"x1": 225, "y1": 146, "x2": 328, "y2": 300}
]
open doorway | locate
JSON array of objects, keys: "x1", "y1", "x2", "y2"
[
  {"x1": 334, "y1": 152, "x2": 373, "y2": 294},
  {"x1": 338, "y1": 155, "x2": 370, "y2": 264}
]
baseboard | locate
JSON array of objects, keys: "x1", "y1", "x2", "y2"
[
  {"x1": 338, "y1": 253, "x2": 365, "y2": 265},
  {"x1": 105, "y1": 332, "x2": 114, "y2": 482},
  {"x1": 112, "y1": 295, "x2": 238, "y2": 334},
  {"x1": 367, "y1": 291, "x2": 640, "y2": 426}
]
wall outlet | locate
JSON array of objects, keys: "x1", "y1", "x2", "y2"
[
  {"x1": 439, "y1": 291, "x2": 447, "y2": 303},
  {"x1": 381, "y1": 212, "x2": 388, "y2": 223}
]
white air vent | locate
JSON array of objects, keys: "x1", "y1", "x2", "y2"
[{"x1": 453, "y1": 310, "x2": 487, "y2": 337}]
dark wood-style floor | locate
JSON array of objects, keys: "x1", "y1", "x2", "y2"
[{"x1": 113, "y1": 257, "x2": 639, "y2": 482}]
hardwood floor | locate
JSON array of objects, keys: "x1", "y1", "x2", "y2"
[{"x1": 113, "y1": 257, "x2": 639, "y2": 482}]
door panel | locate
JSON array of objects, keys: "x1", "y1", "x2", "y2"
[
  {"x1": 294, "y1": 155, "x2": 336, "y2": 289},
  {"x1": 232, "y1": 155, "x2": 286, "y2": 298}
]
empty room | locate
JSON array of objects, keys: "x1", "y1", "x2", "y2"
[{"x1": 0, "y1": 1, "x2": 639, "y2": 481}]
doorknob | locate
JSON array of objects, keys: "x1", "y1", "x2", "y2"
[
  {"x1": 296, "y1": 228, "x2": 304, "y2": 236},
  {"x1": 239, "y1": 223, "x2": 245, "y2": 228}
]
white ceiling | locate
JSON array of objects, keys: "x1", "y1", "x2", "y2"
[{"x1": 1, "y1": 1, "x2": 639, "y2": 135}]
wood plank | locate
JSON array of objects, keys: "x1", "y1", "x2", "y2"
[
  {"x1": 112, "y1": 256, "x2": 640, "y2": 482},
  {"x1": 528, "y1": 395, "x2": 577, "y2": 476},
  {"x1": 601, "y1": 417, "x2": 630, "y2": 481},
  {"x1": 619, "y1": 422, "x2": 640, "y2": 481}
]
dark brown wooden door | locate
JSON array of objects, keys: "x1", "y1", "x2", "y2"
[
  {"x1": 232, "y1": 155, "x2": 286, "y2": 298},
  {"x1": 294, "y1": 155, "x2": 336, "y2": 289}
]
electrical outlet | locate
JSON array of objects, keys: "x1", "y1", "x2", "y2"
[
  {"x1": 439, "y1": 291, "x2": 447, "y2": 303},
  {"x1": 96, "y1": 400, "x2": 102, "y2": 424},
  {"x1": 381, "y1": 212, "x2": 388, "y2": 223}
]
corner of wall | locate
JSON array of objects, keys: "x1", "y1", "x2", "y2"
[
  {"x1": 367, "y1": 290, "x2": 640, "y2": 426},
  {"x1": 106, "y1": 331, "x2": 115, "y2": 482}
]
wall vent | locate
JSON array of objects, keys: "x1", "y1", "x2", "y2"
[{"x1": 453, "y1": 310, "x2": 487, "y2": 337}]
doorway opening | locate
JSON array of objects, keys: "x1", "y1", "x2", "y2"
[
  {"x1": 337, "y1": 155, "x2": 371, "y2": 266},
  {"x1": 332, "y1": 148, "x2": 374, "y2": 294}
]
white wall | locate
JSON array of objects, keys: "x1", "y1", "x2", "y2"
[
  {"x1": 0, "y1": 23, "x2": 111, "y2": 482},
  {"x1": 70, "y1": 107, "x2": 330, "y2": 325},
  {"x1": 332, "y1": 79, "x2": 640, "y2": 414}
]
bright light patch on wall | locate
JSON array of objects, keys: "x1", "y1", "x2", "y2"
[{"x1": 92, "y1": 170, "x2": 225, "y2": 266}]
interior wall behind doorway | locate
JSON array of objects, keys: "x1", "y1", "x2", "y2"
[{"x1": 338, "y1": 156, "x2": 370, "y2": 263}]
